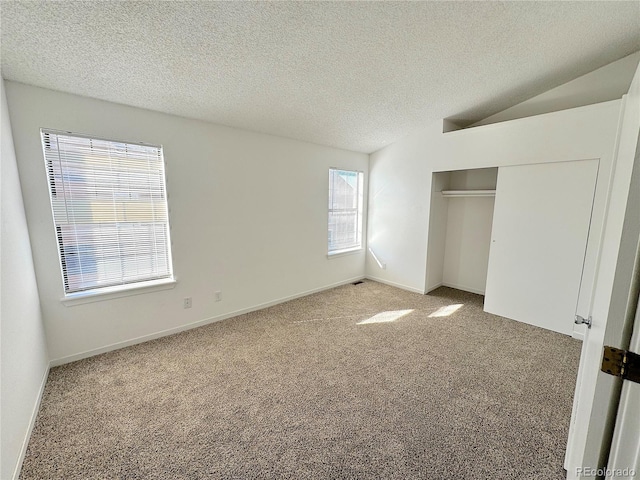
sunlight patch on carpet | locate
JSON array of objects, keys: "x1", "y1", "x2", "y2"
[
  {"x1": 428, "y1": 304, "x2": 463, "y2": 317},
  {"x1": 357, "y1": 309, "x2": 414, "y2": 325}
]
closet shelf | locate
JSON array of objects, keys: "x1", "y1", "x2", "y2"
[{"x1": 441, "y1": 189, "x2": 496, "y2": 197}]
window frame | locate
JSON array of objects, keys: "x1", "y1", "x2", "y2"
[
  {"x1": 40, "y1": 129, "x2": 176, "y2": 302},
  {"x1": 327, "y1": 167, "x2": 364, "y2": 256}
]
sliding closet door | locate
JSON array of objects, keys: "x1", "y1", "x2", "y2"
[{"x1": 484, "y1": 160, "x2": 598, "y2": 335}]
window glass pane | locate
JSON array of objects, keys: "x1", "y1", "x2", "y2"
[
  {"x1": 328, "y1": 168, "x2": 363, "y2": 253},
  {"x1": 41, "y1": 130, "x2": 174, "y2": 294}
]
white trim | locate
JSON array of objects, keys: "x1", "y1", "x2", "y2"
[
  {"x1": 12, "y1": 364, "x2": 50, "y2": 480},
  {"x1": 50, "y1": 276, "x2": 365, "y2": 366},
  {"x1": 365, "y1": 275, "x2": 425, "y2": 294},
  {"x1": 425, "y1": 283, "x2": 443, "y2": 294},
  {"x1": 328, "y1": 168, "x2": 364, "y2": 257},
  {"x1": 41, "y1": 128, "x2": 161, "y2": 149},
  {"x1": 327, "y1": 248, "x2": 363, "y2": 258},
  {"x1": 441, "y1": 282, "x2": 486, "y2": 296},
  {"x1": 61, "y1": 278, "x2": 177, "y2": 306},
  {"x1": 572, "y1": 329, "x2": 586, "y2": 341}
]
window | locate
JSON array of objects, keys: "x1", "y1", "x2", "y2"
[
  {"x1": 328, "y1": 168, "x2": 364, "y2": 254},
  {"x1": 41, "y1": 129, "x2": 174, "y2": 296}
]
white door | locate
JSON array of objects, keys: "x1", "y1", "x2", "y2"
[
  {"x1": 607, "y1": 291, "x2": 640, "y2": 479},
  {"x1": 484, "y1": 160, "x2": 599, "y2": 335},
  {"x1": 565, "y1": 59, "x2": 640, "y2": 479}
]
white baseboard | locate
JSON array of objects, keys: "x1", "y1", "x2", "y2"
[
  {"x1": 50, "y1": 276, "x2": 366, "y2": 367},
  {"x1": 441, "y1": 282, "x2": 486, "y2": 296},
  {"x1": 425, "y1": 283, "x2": 443, "y2": 294},
  {"x1": 12, "y1": 364, "x2": 50, "y2": 480},
  {"x1": 572, "y1": 329, "x2": 586, "y2": 341},
  {"x1": 365, "y1": 275, "x2": 425, "y2": 294}
]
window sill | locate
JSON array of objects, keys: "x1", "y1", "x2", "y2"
[
  {"x1": 61, "y1": 278, "x2": 177, "y2": 306},
  {"x1": 327, "y1": 247, "x2": 363, "y2": 259}
]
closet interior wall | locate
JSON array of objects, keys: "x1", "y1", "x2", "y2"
[{"x1": 427, "y1": 168, "x2": 498, "y2": 295}]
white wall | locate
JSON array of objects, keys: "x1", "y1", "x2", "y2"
[
  {"x1": 366, "y1": 99, "x2": 623, "y2": 310},
  {"x1": 1, "y1": 80, "x2": 50, "y2": 480},
  {"x1": 442, "y1": 198, "x2": 494, "y2": 294},
  {"x1": 424, "y1": 172, "x2": 450, "y2": 292},
  {"x1": 5, "y1": 81, "x2": 368, "y2": 364},
  {"x1": 365, "y1": 132, "x2": 432, "y2": 293},
  {"x1": 441, "y1": 169, "x2": 496, "y2": 295},
  {"x1": 472, "y1": 51, "x2": 640, "y2": 127}
]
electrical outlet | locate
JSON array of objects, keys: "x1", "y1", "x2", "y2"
[
  {"x1": 184, "y1": 297, "x2": 192, "y2": 309},
  {"x1": 214, "y1": 291, "x2": 222, "y2": 302}
]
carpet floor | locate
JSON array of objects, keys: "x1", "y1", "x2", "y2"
[{"x1": 19, "y1": 281, "x2": 582, "y2": 479}]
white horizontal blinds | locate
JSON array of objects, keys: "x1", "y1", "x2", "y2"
[
  {"x1": 42, "y1": 130, "x2": 173, "y2": 294},
  {"x1": 328, "y1": 168, "x2": 363, "y2": 253}
]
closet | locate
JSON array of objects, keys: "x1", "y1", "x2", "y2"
[
  {"x1": 426, "y1": 160, "x2": 599, "y2": 336},
  {"x1": 426, "y1": 167, "x2": 498, "y2": 295}
]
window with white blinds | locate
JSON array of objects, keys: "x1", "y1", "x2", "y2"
[
  {"x1": 328, "y1": 168, "x2": 364, "y2": 254},
  {"x1": 41, "y1": 129, "x2": 174, "y2": 296}
]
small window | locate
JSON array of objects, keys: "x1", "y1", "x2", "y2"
[
  {"x1": 328, "y1": 168, "x2": 364, "y2": 254},
  {"x1": 41, "y1": 129, "x2": 174, "y2": 296}
]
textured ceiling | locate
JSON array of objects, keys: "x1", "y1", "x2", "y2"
[{"x1": 2, "y1": 1, "x2": 639, "y2": 153}]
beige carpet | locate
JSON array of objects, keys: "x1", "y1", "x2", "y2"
[{"x1": 20, "y1": 281, "x2": 581, "y2": 479}]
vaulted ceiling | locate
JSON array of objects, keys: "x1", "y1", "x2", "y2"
[{"x1": 2, "y1": 1, "x2": 639, "y2": 153}]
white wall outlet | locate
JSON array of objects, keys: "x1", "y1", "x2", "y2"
[
  {"x1": 214, "y1": 291, "x2": 222, "y2": 302},
  {"x1": 184, "y1": 297, "x2": 192, "y2": 309}
]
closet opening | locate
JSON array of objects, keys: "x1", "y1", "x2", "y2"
[{"x1": 426, "y1": 167, "x2": 498, "y2": 297}]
